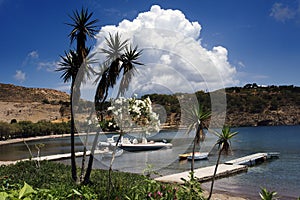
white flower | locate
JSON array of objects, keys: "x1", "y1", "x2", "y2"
[{"x1": 108, "y1": 97, "x2": 161, "y2": 133}]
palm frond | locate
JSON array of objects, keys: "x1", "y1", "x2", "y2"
[
  {"x1": 56, "y1": 50, "x2": 79, "y2": 83},
  {"x1": 101, "y1": 32, "x2": 128, "y2": 61},
  {"x1": 67, "y1": 8, "x2": 99, "y2": 45}
]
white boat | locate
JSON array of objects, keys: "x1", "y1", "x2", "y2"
[
  {"x1": 187, "y1": 152, "x2": 209, "y2": 161},
  {"x1": 119, "y1": 142, "x2": 172, "y2": 152},
  {"x1": 98, "y1": 135, "x2": 172, "y2": 152}
]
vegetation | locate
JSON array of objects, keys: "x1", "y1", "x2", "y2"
[
  {"x1": 56, "y1": 7, "x2": 99, "y2": 183},
  {"x1": 183, "y1": 103, "x2": 211, "y2": 174},
  {"x1": 207, "y1": 126, "x2": 238, "y2": 200},
  {"x1": 259, "y1": 188, "x2": 278, "y2": 200},
  {"x1": 0, "y1": 161, "x2": 206, "y2": 199},
  {"x1": 144, "y1": 84, "x2": 300, "y2": 127},
  {"x1": 0, "y1": 120, "x2": 70, "y2": 140},
  {"x1": 1, "y1": 162, "x2": 296, "y2": 199}
]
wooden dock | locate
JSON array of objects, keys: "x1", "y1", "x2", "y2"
[
  {"x1": 225, "y1": 152, "x2": 279, "y2": 166},
  {"x1": 0, "y1": 150, "x2": 105, "y2": 166},
  {"x1": 155, "y1": 164, "x2": 248, "y2": 184},
  {"x1": 155, "y1": 152, "x2": 279, "y2": 184}
]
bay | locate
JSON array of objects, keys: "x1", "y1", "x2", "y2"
[{"x1": 0, "y1": 125, "x2": 299, "y2": 199}]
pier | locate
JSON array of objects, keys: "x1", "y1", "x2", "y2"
[
  {"x1": 155, "y1": 164, "x2": 248, "y2": 184},
  {"x1": 155, "y1": 152, "x2": 279, "y2": 184},
  {"x1": 0, "y1": 150, "x2": 105, "y2": 166},
  {"x1": 225, "y1": 152, "x2": 280, "y2": 166}
]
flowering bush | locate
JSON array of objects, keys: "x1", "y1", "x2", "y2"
[{"x1": 107, "y1": 96, "x2": 160, "y2": 134}]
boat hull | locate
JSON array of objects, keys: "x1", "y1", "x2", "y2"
[
  {"x1": 187, "y1": 152, "x2": 209, "y2": 161},
  {"x1": 119, "y1": 143, "x2": 172, "y2": 152}
]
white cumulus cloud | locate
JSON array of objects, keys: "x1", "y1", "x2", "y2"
[
  {"x1": 88, "y1": 5, "x2": 237, "y2": 98},
  {"x1": 14, "y1": 70, "x2": 26, "y2": 83}
]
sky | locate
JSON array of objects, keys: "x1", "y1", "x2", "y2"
[{"x1": 1, "y1": 0, "x2": 300, "y2": 99}]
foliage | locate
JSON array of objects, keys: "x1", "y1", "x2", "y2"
[
  {"x1": 2, "y1": 161, "x2": 298, "y2": 199},
  {"x1": 209, "y1": 126, "x2": 238, "y2": 154},
  {"x1": 143, "y1": 85, "x2": 300, "y2": 127},
  {"x1": 207, "y1": 126, "x2": 238, "y2": 200},
  {"x1": 178, "y1": 172, "x2": 205, "y2": 200},
  {"x1": 107, "y1": 96, "x2": 160, "y2": 134},
  {"x1": 0, "y1": 121, "x2": 70, "y2": 141},
  {"x1": 259, "y1": 188, "x2": 278, "y2": 200}
]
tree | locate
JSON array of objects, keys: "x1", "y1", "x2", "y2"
[
  {"x1": 183, "y1": 104, "x2": 211, "y2": 174},
  {"x1": 83, "y1": 33, "x2": 143, "y2": 185},
  {"x1": 57, "y1": 8, "x2": 98, "y2": 182},
  {"x1": 207, "y1": 126, "x2": 238, "y2": 200}
]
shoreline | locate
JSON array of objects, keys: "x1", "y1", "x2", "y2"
[
  {"x1": 0, "y1": 130, "x2": 254, "y2": 199},
  {"x1": 0, "y1": 127, "x2": 180, "y2": 146}
]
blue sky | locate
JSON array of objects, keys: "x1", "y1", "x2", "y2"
[{"x1": 0, "y1": 0, "x2": 300, "y2": 95}]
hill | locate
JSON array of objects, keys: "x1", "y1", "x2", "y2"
[
  {"x1": 144, "y1": 84, "x2": 300, "y2": 127},
  {"x1": 0, "y1": 83, "x2": 70, "y2": 123},
  {"x1": 1, "y1": 83, "x2": 299, "y2": 127}
]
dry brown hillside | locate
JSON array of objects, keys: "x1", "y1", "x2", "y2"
[{"x1": 0, "y1": 83, "x2": 70, "y2": 123}]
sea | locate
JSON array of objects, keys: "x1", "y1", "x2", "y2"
[{"x1": 0, "y1": 125, "x2": 299, "y2": 199}]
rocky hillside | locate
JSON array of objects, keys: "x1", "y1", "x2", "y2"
[
  {"x1": 0, "y1": 83, "x2": 70, "y2": 123},
  {"x1": 1, "y1": 83, "x2": 299, "y2": 127},
  {"x1": 0, "y1": 83, "x2": 69, "y2": 103},
  {"x1": 144, "y1": 84, "x2": 300, "y2": 127},
  {"x1": 225, "y1": 85, "x2": 300, "y2": 126}
]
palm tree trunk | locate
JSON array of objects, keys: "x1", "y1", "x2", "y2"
[
  {"x1": 191, "y1": 136, "x2": 197, "y2": 174},
  {"x1": 80, "y1": 132, "x2": 89, "y2": 183},
  {"x1": 208, "y1": 148, "x2": 223, "y2": 200},
  {"x1": 83, "y1": 129, "x2": 100, "y2": 185},
  {"x1": 70, "y1": 81, "x2": 77, "y2": 182},
  {"x1": 108, "y1": 131, "x2": 123, "y2": 199}
]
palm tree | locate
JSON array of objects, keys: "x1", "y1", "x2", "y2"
[
  {"x1": 67, "y1": 8, "x2": 99, "y2": 63},
  {"x1": 83, "y1": 33, "x2": 143, "y2": 185},
  {"x1": 57, "y1": 8, "x2": 98, "y2": 182},
  {"x1": 207, "y1": 126, "x2": 238, "y2": 200},
  {"x1": 184, "y1": 104, "x2": 211, "y2": 174},
  {"x1": 56, "y1": 50, "x2": 79, "y2": 181}
]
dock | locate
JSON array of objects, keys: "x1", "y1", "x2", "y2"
[
  {"x1": 0, "y1": 150, "x2": 106, "y2": 166},
  {"x1": 155, "y1": 164, "x2": 248, "y2": 184},
  {"x1": 155, "y1": 152, "x2": 279, "y2": 184},
  {"x1": 225, "y1": 152, "x2": 279, "y2": 166}
]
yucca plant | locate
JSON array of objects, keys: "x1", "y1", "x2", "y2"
[
  {"x1": 207, "y1": 126, "x2": 238, "y2": 200},
  {"x1": 183, "y1": 103, "x2": 211, "y2": 175},
  {"x1": 259, "y1": 188, "x2": 278, "y2": 200},
  {"x1": 58, "y1": 8, "x2": 98, "y2": 183}
]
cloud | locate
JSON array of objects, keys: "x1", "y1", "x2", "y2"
[
  {"x1": 270, "y1": 2, "x2": 297, "y2": 22},
  {"x1": 28, "y1": 51, "x2": 39, "y2": 59},
  {"x1": 22, "y1": 50, "x2": 39, "y2": 67},
  {"x1": 14, "y1": 70, "x2": 26, "y2": 83},
  {"x1": 237, "y1": 61, "x2": 246, "y2": 68},
  {"x1": 89, "y1": 5, "x2": 238, "y2": 97},
  {"x1": 37, "y1": 61, "x2": 59, "y2": 72}
]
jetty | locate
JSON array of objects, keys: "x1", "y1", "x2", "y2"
[
  {"x1": 155, "y1": 164, "x2": 247, "y2": 184},
  {"x1": 155, "y1": 152, "x2": 279, "y2": 184},
  {"x1": 225, "y1": 152, "x2": 279, "y2": 166},
  {"x1": 0, "y1": 150, "x2": 106, "y2": 166}
]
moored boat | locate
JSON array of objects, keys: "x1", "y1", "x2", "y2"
[
  {"x1": 119, "y1": 142, "x2": 172, "y2": 152},
  {"x1": 98, "y1": 135, "x2": 172, "y2": 152},
  {"x1": 187, "y1": 152, "x2": 209, "y2": 161},
  {"x1": 179, "y1": 152, "x2": 200, "y2": 160}
]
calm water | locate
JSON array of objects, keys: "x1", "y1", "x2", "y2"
[{"x1": 0, "y1": 126, "x2": 299, "y2": 199}]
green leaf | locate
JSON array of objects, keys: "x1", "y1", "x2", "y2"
[
  {"x1": 0, "y1": 192, "x2": 8, "y2": 200},
  {"x1": 72, "y1": 189, "x2": 82, "y2": 196},
  {"x1": 18, "y1": 182, "x2": 36, "y2": 199}
]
